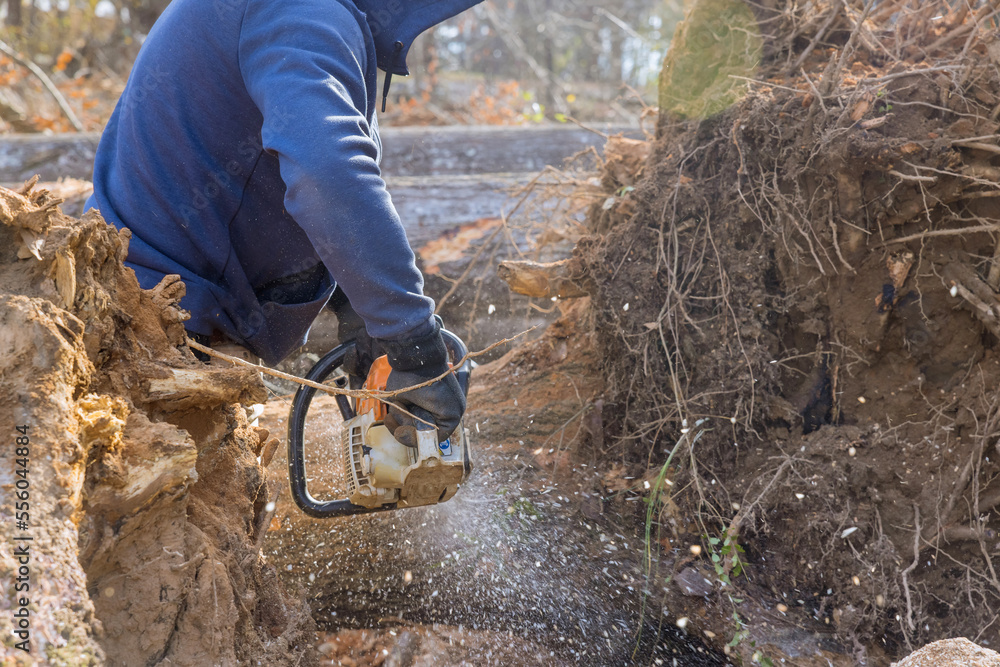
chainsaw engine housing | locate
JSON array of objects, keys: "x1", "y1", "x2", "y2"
[{"x1": 344, "y1": 409, "x2": 471, "y2": 509}]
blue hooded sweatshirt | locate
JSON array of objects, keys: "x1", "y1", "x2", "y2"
[{"x1": 86, "y1": 0, "x2": 481, "y2": 365}]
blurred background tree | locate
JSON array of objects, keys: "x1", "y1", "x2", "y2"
[{"x1": 0, "y1": 0, "x2": 684, "y2": 132}]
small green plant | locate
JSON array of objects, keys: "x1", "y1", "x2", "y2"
[
  {"x1": 874, "y1": 89, "x2": 893, "y2": 114},
  {"x1": 754, "y1": 651, "x2": 775, "y2": 666},
  {"x1": 498, "y1": 496, "x2": 543, "y2": 538},
  {"x1": 706, "y1": 532, "x2": 746, "y2": 585},
  {"x1": 727, "y1": 607, "x2": 750, "y2": 649},
  {"x1": 509, "y1": 497, "x2": 541, "y2": 518},
  {"x1": 726, "y1": 604, "x2": 774, "y2": 666}
]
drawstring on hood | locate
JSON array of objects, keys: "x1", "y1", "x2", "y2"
[
  {"x1": 381, "y1": 41, "x2": 403, "y2": 112},
  {"x1": 352, "y1": 0, "x2": 484, "y2": 109}
]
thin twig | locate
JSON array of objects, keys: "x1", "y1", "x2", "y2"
[
  {"x1": 436, "y1": 165, "x2": 556, "y2": 313},
  {"x1": 829, "y1": 218, "x2": 856, "y2": 273},
  {"x1": 728, "y1": 75, "x2": 808, "y2": 95},
  {"x1": 187, "y1": 329, "x2": 532, "y2": 401},
  {"x1": 888, "y1": 169, "x2": 938, "y2": 183},
  {"x1": 790, "y1": 4, "x2": 841, "y2": 73},
  {"x1": 989, "y1": 239, "x2": 1000, "y2": 291},
  {"x1": 820, "y1": 0, "x2": 878, "y2": 97},
  {"x1": 721, "y1": 456, "x2": 797, "y2": 578},
  {"x1": 882, "y1": 223, "x2": 1000, "y2": 245},
  {"x1": 0, "y1": 39, "x2": 84, "y2": 132},
  {"x1": 954, "y1": 141, "x2": 1000, "y2": 156},
  {"x1": 801, "y1": 68, "x2": 828, "y2": 114},
  {"x1": 562, "y1": 115, "x2": 611, "y2": 139},
  {"x1": 861, "y1": 65, "x2": 963, "y2": 84},
  {"x1": 925, "y1": 395, "x2": 1000, "y2": 550},
  {"x1": 435, "y1": 221, "x2": 504, "y2": 314},
  {"x1": 901, "y1": 504, "x2": 920, "y2": 634}
]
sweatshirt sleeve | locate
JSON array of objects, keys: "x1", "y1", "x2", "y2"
[{"x1": 238, "y1": 0, "x2": 435, "y2": 342}]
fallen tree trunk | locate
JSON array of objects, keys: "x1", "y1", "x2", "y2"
[{"x1": 0, "y1": 125, "x2": 636, "y2": 183}]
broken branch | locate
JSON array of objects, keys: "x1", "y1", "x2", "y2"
[{"x1": 0, "y1": 39, "x2": 84, "y2": 132}]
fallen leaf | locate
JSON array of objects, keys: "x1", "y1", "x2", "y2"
[
  {"x1": 850, "y1": 98, "x2": 871, "y2": 122},
  {"x1": 887, "y1": 251, "x2": 914, "y2": 290}
]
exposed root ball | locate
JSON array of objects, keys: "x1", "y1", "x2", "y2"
[{"x1": 578, "y1": 0, "x2": 1000, "y2": 662}]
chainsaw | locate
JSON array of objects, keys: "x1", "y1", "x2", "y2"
[{"x1": 287, "y1": 329, "x2": 472, "y2": 517}]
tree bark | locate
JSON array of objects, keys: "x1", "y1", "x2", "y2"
[{"x1": 6, "y1": 0, "x2": 20, "y2": 26}]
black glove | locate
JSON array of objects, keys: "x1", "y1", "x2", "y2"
[
  {"x1": 329, "y1": 289, "x2": 380, "y2": 389},
  {"x1": 379, "y1": 319, "x2": 466, "y2": 447}
]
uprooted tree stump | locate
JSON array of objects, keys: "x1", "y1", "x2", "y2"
[
  {"x1": 527, "y1": 0, "x2": 1000, "y2": 663},
  {"x1": 0, "y1": 180, "x2": 313, "y2": 665}
]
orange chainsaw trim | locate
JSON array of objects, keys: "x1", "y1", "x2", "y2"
[
  {"x1": 357, "y1": 354, "x2": 457, "y2": 422},
  {"x1": 358, "y1": 355, "x2": 392, "y2": 420}
]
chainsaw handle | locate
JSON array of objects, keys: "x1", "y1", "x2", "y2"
[
  {"x1": 286, "y1": 328, "x2": 471, "y2": 519},
  {"x1": 287, "y1": 342, "x2": 396, "y2": 517},
  {"x1": 441, "y1": 329, "x2": 471, "y2": 398}
]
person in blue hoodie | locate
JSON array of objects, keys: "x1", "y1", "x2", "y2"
[{"x1": 85, "y1": 0, "x2": 484, "y2": 446}]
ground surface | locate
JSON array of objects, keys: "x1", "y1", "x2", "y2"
[
  {"x1": 260, "y1": 3, "x2": 1000, "y2": 660},
  {"x1": 260, "y1": 305, "x2": 730, "y2": 666}
]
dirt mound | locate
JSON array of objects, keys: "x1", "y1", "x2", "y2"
[
  {"x1": 572, "y1": 0, "x2": 1000, "y2": 663},
  {"x1": 0, "y1": 180, "x2": 313, "y2": 664}
]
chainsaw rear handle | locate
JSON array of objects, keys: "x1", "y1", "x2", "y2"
[{"x1": 287, "y1": 329, "x2": 471, "y2": 518}]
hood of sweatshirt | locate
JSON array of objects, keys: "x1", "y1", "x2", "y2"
[{"x1": 352, "y1": 0, "x2": 483, "y2": 75}]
